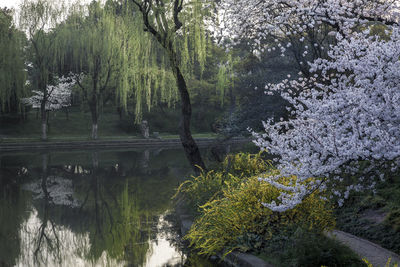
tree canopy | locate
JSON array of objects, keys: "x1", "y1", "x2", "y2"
[{"x1": 0, "y1": 8, "x2": 27, "y2": 112}]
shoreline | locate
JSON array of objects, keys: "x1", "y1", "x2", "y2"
[{"x1": 0, "y1": 137, "x2": 251, "y2": 152}]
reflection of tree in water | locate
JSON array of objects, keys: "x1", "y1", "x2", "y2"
[
  {"x1": 0, "y1": 166, "x2": 31, "y2": 266},
  {"x1": 73, "y1": 152, "x2": 153, "y2": 266},
  {"x1": 2, "y1": 148, "x2": 223, "y2": 266},
  {"x1": 32, "y1": 153, "x2": 63, "y2": 265}
]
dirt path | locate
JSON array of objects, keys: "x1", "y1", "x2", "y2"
[{"x1": 328, "y1": 230, "x2": 400, "y2": 266}]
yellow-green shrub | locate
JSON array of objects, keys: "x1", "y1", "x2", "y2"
[
  {"x1": 222, "y1": 152, "x2": 271, "y2": 177},
  {"x1": 186, "y1": 175, "x2": 335, "y2": 256},
  {"x1": 174, "y1": 153, "x2": 271, "y2": 212}
]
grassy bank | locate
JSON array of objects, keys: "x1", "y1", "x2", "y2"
[
  {"x1": 0, "y1": 133, "x2": 219, "y2": 143},
  {"x1": 0, "y1": 105, "x2": 220, "y2": 141}
]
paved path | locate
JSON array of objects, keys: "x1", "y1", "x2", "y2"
[{"x1": 328, "y1": 230, "x2": 400, "y2": 267}]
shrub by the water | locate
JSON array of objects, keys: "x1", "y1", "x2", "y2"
[
  {"x1": 175, "y1": 152, "x2": 366, "y2": 265},
  {"x1": 184, "y1": 173, "x2": 335, "y2": 256},
  {"x1": 174, "y1": 152, "x2": 271, "y2": 214}
]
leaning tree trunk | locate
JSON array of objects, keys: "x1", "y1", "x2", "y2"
[{"x1": 168, "y1": 50, "x2": 206, "y2": 173}]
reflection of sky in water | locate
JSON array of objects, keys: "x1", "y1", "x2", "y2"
[
  {"x1": 1, "y1": 147, "x2": 250, "y2": 266},
  {"x1": 145, "y1": 216, "x2": 185, "y2": 267},
  {"x1": 17, "y1": 207, "x2": 121, "y2": 267},
  {"x1": 17, "y1": 207, "x2": 184, "y2": 267}
]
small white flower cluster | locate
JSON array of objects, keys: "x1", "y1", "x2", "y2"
[
  {"x1": 219, "y1": 0, "x2": 400, "y2": 211},
  {"x1": 23, "y1": 74, "x2": 76, "y2": 111}
]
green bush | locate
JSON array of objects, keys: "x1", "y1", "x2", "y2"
[
  {"x1": 174, "y1": 152, "x2": 271, "y2": 214},
  {"x1": 185, "y1": 175, "x2": 335, "y2": 257}
]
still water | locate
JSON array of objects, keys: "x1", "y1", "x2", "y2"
[{"x1": 0, "y1": 146, "x2": 244, "y2": 267}]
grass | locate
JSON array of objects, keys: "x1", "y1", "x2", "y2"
[
  {"x1": 1, "y1": 106, "x2": 129, "y2": 138},
  {"x1": 0, "y1": 105, "x2": 220, "y2": 142},
  {"x1": 0, "y1": 133, "x2": 219, "y2": 143}
]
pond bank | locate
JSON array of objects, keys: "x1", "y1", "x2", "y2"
[
  {"x1": 0, "y1": 137, "x2": 250, "y2": 152},
  {"x1": 179, "y1": 214, "x2": 274, "y2": 267}
]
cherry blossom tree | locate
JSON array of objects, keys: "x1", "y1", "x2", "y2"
[
  {"x1": 22, "y1": 75, "x2": 75, "y2": 127},
  {"x1": 218, "y1": 0, "x2": 400, "y2": 211}
]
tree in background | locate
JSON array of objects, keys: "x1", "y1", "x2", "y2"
[
  {"x1": 0, "y1": 8, "x2": 27, "y2": 113},
  {"x1": 220, "y1": 0, "x2": 400, "y2": 210},
  {"x1": 57, "y1": 1, "x2": 127, "y2": 140},
  {"x1": 215, "y1": 41, "x2": 295, "y2": 137},
  {"x1": 19, "y1": 0, "x2": 66, "y2": 140},
  {"x1": 22, "y1": 75, "x2": 75, "y2": 119}
]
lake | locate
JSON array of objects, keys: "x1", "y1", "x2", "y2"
[{"x1": 0, "y1": 144, "x2": 253, "y2": 267}]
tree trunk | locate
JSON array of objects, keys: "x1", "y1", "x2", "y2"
[
  {"x1": 41, "y1": 103, "x2": 47, "y2": 141},
  {"x1": 117, "y1": 107, "x2": 122, "y2": 120},
  {"x1": 169, "y1": 51, "x2": 206, "y2": 173},
  {"x1": 46, "y1": 110, "x2": 50, "y2": 134},
  {"x1": 92, "y1": 123, "x2": 98, "y2": 140},
  {"x1": 90, "y1": 101, "x2": 98, "y2": 140}
]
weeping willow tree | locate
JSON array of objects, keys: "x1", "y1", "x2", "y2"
[
  {"x1": 128, "y1": 0, "x2": 213, "y2": 171},
  {"x1": 19, "y1": 0, "x2": 67, "y2": 140},
  {"x1": 53, "y1": 1, "x2": 164, "y2": 139},
  {"x1": 53, "y1": 1, "x2": 125, "y2": 140},
  {"x1": 105, "y1": 0, "x2": 179, "y2": 124},
  {"x1": 216, "y1": 53, "x2": 236, "y2": 108},
  {"x1": 0, "y1": 8, "x2": 27, "y2": 113}
]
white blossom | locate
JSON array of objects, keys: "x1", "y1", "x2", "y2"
[
  {"x1": 218, "y1": 0, "x2": 400, "y2": 211},
  {"x1": 23, "y1": 74, "x2": 76, "y2": 111}
]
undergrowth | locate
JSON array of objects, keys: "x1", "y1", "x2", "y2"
[{"x1": 335, "y1": 176, "x2": 400, "y2": 254}]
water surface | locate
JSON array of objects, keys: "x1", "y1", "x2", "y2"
[{"x1": 0, "y1": 146, "x2": 240, "y2": 266}]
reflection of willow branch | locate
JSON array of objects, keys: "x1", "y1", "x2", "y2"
[
  {"x1": 98, "y1": 182, "x2": 115, "y2": 242},
  {"x1": 105, "y1": 185, "x2": 119, "y2": 207},
  {"x1": 78, "y1": 190, "x2": 90, "y2": 213},
  {"x1": 93, "y1": 171, "x2": 101, "y2": 235},
  {"x1": 91, "y1": 152, "x2": 118, "y2": 243},
  {"x1": 91, "y1": 152, "x2": 116, "y2": 244}
]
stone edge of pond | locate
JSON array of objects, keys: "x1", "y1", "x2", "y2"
[
  {"x1": 0, "y1": 137, "x2": 251, "y2": 151},
  {"x1": 179, "y1": 215, "x2": 274, "y2": 267}
]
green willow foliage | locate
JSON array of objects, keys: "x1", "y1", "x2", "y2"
[
  {"x1": 216, "y1": 54, "x2": 235, "y2": 106},
  {"x1": 19, "y1": 0, "x2": 221, "y2": 123},
  {"x1": 125, "y1": 0, "x2": 213, "y2": 122},
  {"x1": 19, "y1": 0, "x2": 68, "y2": 111},
  {"x1": 56, "y1": 2, "x2": 123, "y2": 115},
  {"x1": 57, "y1": 1, "x2": 180, "y2": 122},
  {"x1": 0, "y1": 8, "x2": 26, "y2": 112}
]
